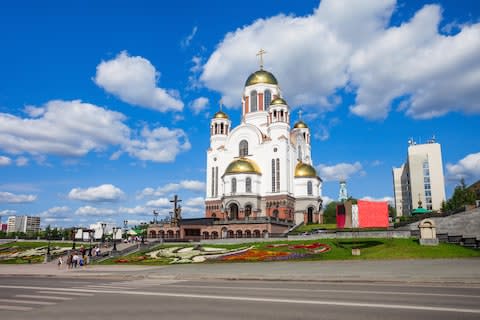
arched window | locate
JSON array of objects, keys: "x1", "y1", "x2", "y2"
[
  {"x1": 239, "y1": 140, "x2": 248, "y2": 157},
  {"x1": 231, "y1": 178, "x2": 237, "y2": 194},
  {"x1": 307, "y1": 181, "x2": 313, "y2": 196},
  {"x1": 245, "y1": 205, "x2": 252, "y2": 218},
  {"x1": 276, "y1": 158, "x2": 280, "y2": 192},
  {"x1": 246, "y1": 177, "x2": 252, "y2": 193},
  {"x1": 264, "y1": 90, "x2": 271, "y2": 110},
  {"x1": 251, "y1": 90, "x2": 257, "y2": 112},
  {"x1": 271, "y1": 159, "x2": 276, "y2": 192}
]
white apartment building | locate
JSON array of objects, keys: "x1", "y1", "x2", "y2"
[
  {"x1": 392, "y1": 139, "x2": 446, "y2": 216},
  {"x1": 6, "y1": 215, "x2": 41, "y2": 233}
]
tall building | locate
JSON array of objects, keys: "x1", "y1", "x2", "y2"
[
  {"x1": 392, "y1": 139, "x2": 446, "y2": 216},
  {"x1": 205, "y1": 64, "x2": 323, "y2": 225},
  {"x1": 6, "y1": 216, "x2": 41, "y2": 233}
]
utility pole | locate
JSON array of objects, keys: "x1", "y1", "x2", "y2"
[{"x1": 169, "y1": 195, "x2": 182, "y2": 227}]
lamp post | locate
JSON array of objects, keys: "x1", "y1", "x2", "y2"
[
  {"x1": 112, "y1": 227, "x2": 117, "y2": 251},
  {"x1": 46, "y1": 229, "x2": 51, "y2": 256},
  {"x1": 88, "y1": 230, "x2": 93, "y2": 257},
  {"x1": 72, "y1": 228, "x2": 77, "y2": 250},
  {"x1": 123, "y1": 220, "x2": 128, "y2": 241},
  {"x1": 101, "y1": 223, "x2": 106, "y2": 244}
]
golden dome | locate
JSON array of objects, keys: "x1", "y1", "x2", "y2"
[
  {"x1": 270, "y1": 97, "x2": 287, "y2": 106},
  {"x1": 293, "y1": 120, "x2": 308, "y2": 129},
  {"x1": 295, "y1": 162, "x2": 317, "y2": 178},
  {"x1": 213, "y1": 110, "x2": 229, "y2": 119},
  {"x1": 225, "y1": 158, "x2": 261, "y2": 175},
  {"x1": 245, "y1": 70, "x2": 278, "y2": 86}
]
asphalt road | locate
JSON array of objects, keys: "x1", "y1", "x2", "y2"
[{"x1": 1, "y1": 275, "x2": 479, "y2": 320}]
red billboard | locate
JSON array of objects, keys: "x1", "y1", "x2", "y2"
[{"x1": 357, "y1": 200, "x2": 389, "y2": 228}]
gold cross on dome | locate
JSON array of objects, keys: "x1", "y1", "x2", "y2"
[
  {"x1": 219, "y1": 98, "x2": 223, "y2": 111},
  {"x1": 298, "y1": 109, "x2": 303, "y2": 120},
  {"x1": 256, "y1": 49, "x2": 267, "y2": 69}
]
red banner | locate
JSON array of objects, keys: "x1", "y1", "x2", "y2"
[{"x1": 357, "y1": 200, "x2": 389, "y2": 228}]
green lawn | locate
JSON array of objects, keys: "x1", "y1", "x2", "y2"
[{"x1": 97, "y1": 238, "x2": 480, "y2": 265}]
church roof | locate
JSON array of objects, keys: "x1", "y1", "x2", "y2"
[
  {"x1": 213, "y1": 110, "x2": 229, "y2": 119},
  {"x1": 225, "y1": 157, "x2": 261, "y2": 175},
  {"x1": 245, "y1": 69, "x2": 278, "y2": 86},
  {"x1": 293, "y1": 120, "x2": 308, "y2": 129},
  {"x1": 294, "y1": 161, "x2": 317, "y2": 178},
  {"x1": 270, "y1": 97, "x2": 287, "y2": 106}
]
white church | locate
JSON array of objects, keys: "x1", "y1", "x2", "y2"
[{"x1": 205, "y1": 60, "x2": 324, "y2": 225}]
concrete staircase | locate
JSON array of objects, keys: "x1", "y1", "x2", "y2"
[{"x1": 406, "y1": 207, "x2": 480, "y2": 248}]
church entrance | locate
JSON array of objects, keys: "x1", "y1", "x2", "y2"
[
  {"x1": 229, "y1": 203, "x2": 239, "y2": 220},
  {"x1": 307, "y1": 207, "x2": 314, "y2": 224}
]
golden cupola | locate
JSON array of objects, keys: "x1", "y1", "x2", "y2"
[
  {"x1": 224, "y1": 158, "x2": 262, "y2": 175},
  {"x1": 293, "y1": 120, "x2": 308, "y2": 129},
  {"x1": 213, "y1": 110, "x2": 229, "y2": 119},
  {"x1": 245, "y1": 69, "x2": 278, "y2": 87},
  {"x1": 294, "y1": 161, "x2": 317, "y2": 178}
]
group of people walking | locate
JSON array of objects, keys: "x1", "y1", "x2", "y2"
[{"x1": 57, "y1": 245, "x2": 102, "y2": 269}]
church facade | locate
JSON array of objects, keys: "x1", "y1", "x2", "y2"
[
  {"x1": 147, "y1": 65, "x2": 323, "y2": 240},
  {"x1": 205, "y1": 67, "x2": 323, "y2": 225}
]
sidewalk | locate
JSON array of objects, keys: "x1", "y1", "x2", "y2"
[{"x1": 1, "y1": 258, "x2": 480, "y2": 285}]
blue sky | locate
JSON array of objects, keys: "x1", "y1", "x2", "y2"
[{"x1": 0, "y1": 0, "x2": 479, "y2": 228}]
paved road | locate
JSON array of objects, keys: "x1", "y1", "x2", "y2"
[{"x1": 1, "y1": 275, "x2": 480, "y2": 319}]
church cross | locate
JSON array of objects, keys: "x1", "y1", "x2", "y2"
[
  {"x1": 219, "y1": 98, "x2": 223, "y2": 111},
  {"x1": 298, "y1": 109, "x2": 303, "y2": 120},
  {"x1": 256, "y1": 49, "x2": 267, "y2": 69}
]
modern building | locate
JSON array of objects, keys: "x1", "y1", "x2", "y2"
[
  {"x1": 392, "y1": 139, "x2": 446, "y2": 216},
  {"x1": 148, "y1": 59, "x2": 324, "y2": 240},
  {"x1": 6, "y1": 215, "x2": 41, "y2": 233}
]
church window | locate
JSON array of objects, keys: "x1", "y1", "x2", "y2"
[
  {"x1": 211, "y1": 167, "x2": 215, "y2": 197},
  {"x1": 298, "y1": 146, "x2": 302, "y2": 161},
  {"x1": 272, "y1": 209, "x2": 279, "y2": 219},
  {"x1": 245, "y1": 205, "x2": 252, "y2": 218},
  {"x1": 276, "y1": 158, "x2": 280, "y2": 192},
  {"x1": 271, "y1": 159, "x2": 276, "y2": 192},
  {"x1": 231, "y1": 178, "x2": 237, "y2": 194},
  {"x1": 307, "y1": 181, "x2": 313, "y2": 196},
  {"x1": 216, "y1": 174, "x2": 219, "y2": 197},
  {"x1": 251, "y1": 90, "x2": 257, "y2": 112},
  {"x1": 214, "y1": 123, "x2": 218, "y2": 134},
  {"x1": 220, "y1": 123, "x2": 224, "y2": 134},
  {"x1": 246, "y1": 177, "x2": 252, "y2": 193},
  {"x1": 264, "y1": 90, "x2": 271, "y2": 110},
  {"x1": 239, "y1": 140, "x2": 248, "y2": 157}
]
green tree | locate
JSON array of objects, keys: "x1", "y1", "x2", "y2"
[
  {"x1": 323, "y1": 201, "x2": 338, "y2": 224},
  {"x1": 445, "y1": 179, "x2": 476, "y2": 211},
  {"x1": 388, "y1": 205, "x2": 397, "y2": 218}
]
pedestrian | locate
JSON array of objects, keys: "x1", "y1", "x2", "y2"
[
  {"x1": 73, "y1": 253, "x2": 79, "y2": 268},
  {"x1": 57, "y1": 256, "x2": 64, "y2": 269},
  {"x1": 66, "y1": 254, "x2": 73, "y2": 269}
]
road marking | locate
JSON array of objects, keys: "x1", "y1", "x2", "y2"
[
  {"x1": 36, "y1": 291, "x2": 94, "y2": 296},
  {"x1": 0, "y1": 299, "x2": 56, "y2": 305},
  {"x1": 15, "y1": 294, "x2": 72, "y2": 301},
  {"x1": 159, "y1": 284, "x2": 480, "y2": 299},
  {"x1": 1, "y1": 285, "x2": 479, "y2": 314},
  {"x1": 84, "y1": 285, "x2": 132, "y2": 289},
  {"x1": 0, "y1": 305, "x2": 32, "y2": 311}
]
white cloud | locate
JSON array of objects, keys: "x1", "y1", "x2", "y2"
[
  {"x1": 360, "y1": 196, "x2": 394, "y2": 205},
  {"x1": 94, "y1": 51, "x2": 183, "y2": 112},
  {"x1": 321, "y1": 195, "x2": 334, "y2": 206},
  {"x1": 138, "y1": 180, "x2": 205, "y2": 198},
  {"x1": 446, "y1": 152, "x2": 480, "y2": 183},
  {"x1": 181, "y1": 26, "x2": 198, "y2": 48},
  {"x1": 118, "y1": 206, "x2": 148, "y2": 215},
  {"x1": 145, "y1": 198, "x2": 170, "y2": 208},
  {"x1": 0, "y1": 100, "x2": 189, "y2": 163},
  {"x1": 123, "y1": 126, "x2": 190, "y2": 162},
  {"x1": 201, "y1": 0, "x2": 480, "y2": 120},
  {"x1": 15, "y1": 157, "x2": 28, "y2": 167},
  {"x1": 38, "y1": 206, "x2": 70, "y2": 218},
  {"x1": 75, "y1": 206, "x2": 116, "y2": 216},
  {"x1": 0, "y1": 209, "x2": 17, "y2": 216},
  {"x1": 190, "y1": 97, "x2": 209, "y2": 115},
  {"x1": 184, "y1": 197, "x2": 205, "y2": 207},
  {"x1": 0, "y1": 191, "x2": 37, "y2": 203},
  {"x1": 0, "y1": 156, "x2": 11, "y2": 166},
  {"x1": 68, "y1": 184, "x2": 124, "y2": 202},
  {"x1": 317, "y1": 162, "x2": 364, "y2": 182}
]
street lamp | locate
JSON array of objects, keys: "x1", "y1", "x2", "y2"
[
  {"x1": 112, "y1": 227, "x2": 117, "y2": 251},
  {"x1": 46, "y1": 229, "x2": 51, "y2": 256},
  {"x1": 123, "y1": 220, "x2": 128, "y2": 241},
  {"x1": 72, "y1": 228, "x2": 77, "y2": 250},
  {"x1": 88, "y1": 230, "x2": 93, "y2": 257},
  {"x1": 101, "y1": 223, "x2": 106, "y2": 244}
]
